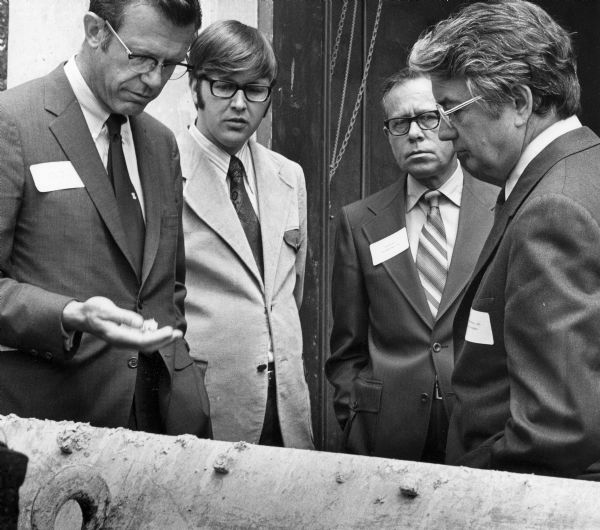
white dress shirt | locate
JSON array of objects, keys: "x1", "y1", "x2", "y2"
[
  {"x1": 63, "y1": 56, "x2": 146, "y2": 219},
  {"x1": 505, "y1": 115, "x2": 582, "y2": 200},
  {"x1": 188, "y1": 124, "x2": 259, "y2": 217},
  {"x1": 405, "y1": 162, "x2": 464, "y2": 265}
]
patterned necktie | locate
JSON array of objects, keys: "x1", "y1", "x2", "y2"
[
  {"x1": 228, "y1": 156, "x2": 264, "y2": 279},
  {"x1": 416, "y1": 190, "x2": 448, "y2": 319},
  {"x1": 106, "y1": 114, "x2": 145, "y2": 277}
]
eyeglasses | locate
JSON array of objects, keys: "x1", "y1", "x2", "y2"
[
  {"x1": 104, "y1": 20, "x2": 192, "y2": 80},
  {"x1": 383, "y1": 111, "x2": 440, "y2": 136},
  {"x1": 436, "y1": 95, "x2": 483, "y2": 128},
  {"x1": 205, "y1": 78, "x2": 275, "y2": 103}
]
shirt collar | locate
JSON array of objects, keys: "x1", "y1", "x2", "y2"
[
  {"x1": 505, "y1": 115, "x2": 582, "y2": 199},
  {"x1": 188, "y1": 123, "x2": 252, "y2": 179},
  {"x1": 406, "y1": 161, "x2": 464, "y2": 212},
  {"x1": 63, "y1": 55, "x2": 113, "y2": 141}
]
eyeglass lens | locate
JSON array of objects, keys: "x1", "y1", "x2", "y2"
[
  {"x1": 386, "y1": 111, "x2": 440, "y2": 136},
  {"x1": 210, "y1": 80, "x2": 271, "y2": 102}
]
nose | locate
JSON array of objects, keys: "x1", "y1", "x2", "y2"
[
  {"x1": 230, "y1": 89, "x2": 247, "y2": 110},
  {"x1": 141, "y1": 66, "x2": 165, "y2": 92},
  {"x1": 407, "y1": 120, "x2": 424, "y2": 141},
  {"x1": 437, "y1": 119, "x2": 457, "y2": 141}
]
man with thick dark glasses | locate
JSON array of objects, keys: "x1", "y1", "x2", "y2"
[
  {"x1": 0, "y1": 0, "x2": 210, "y2": 438},
  {"x1": 326, "y1": 68, "x2": 497, "y2": 461},
  {"x1": 177, "y1": 20, "x2": 313, "y2": 449}
]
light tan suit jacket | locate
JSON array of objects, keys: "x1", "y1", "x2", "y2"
[{"x1": 178, "y1": 129, "x2": 313, "y2": 448}]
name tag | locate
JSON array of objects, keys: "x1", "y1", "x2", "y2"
[
  {"x1": 465, "y1": 308, "x2": 494, "y2": 345},
  {"x1": 369, "y1": 228, "x2": 409, "y2": 266},
  {"x1": 30, "y1": 161, "x2": 84, "y2": 192}
]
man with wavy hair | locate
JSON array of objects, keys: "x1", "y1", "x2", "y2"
[{"x1": 410, "y1": 1, "x2": 600, "y2": 479}]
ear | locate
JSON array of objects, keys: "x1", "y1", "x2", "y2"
[
  {"x1": 83, "y1": 12, "x2": 105, "y2": 50},
  {"x1": 190, "y1": 78, "x2": 198, "y2": 107},
  {"x1": 510, "y1": 84, "x2": 533, "y2": 127}
]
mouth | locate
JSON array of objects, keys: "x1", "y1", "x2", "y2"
[{"x1": 407, "y1": 150, "x2": 432, "y2": 158}]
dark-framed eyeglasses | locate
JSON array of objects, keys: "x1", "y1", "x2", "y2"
[
  {"x1": 104, "y1": 20, "x2": 192, "y2": 80},
  {"x1": 383, "y1": 110, "x2": 440, "y2": 136},
  {"x1": 205, "y1": 78, "x2": 275, "y2": 103},
  {"x1": 436, "y1": 95, "x2": 483, "y2": 128}
]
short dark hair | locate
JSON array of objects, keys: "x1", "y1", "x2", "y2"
[
  {"x1": 188, "y1": 19, "x2": 277, "y2": 84},
  {"x1": 90, "y1": 0, "x2": 202, "y2": 32},
  {"x1": 409, "y1": 0, "x2": 580, "y2": 119},
  {"x1": 380, "y1": 68, "x2": 427, "y2": 113}
]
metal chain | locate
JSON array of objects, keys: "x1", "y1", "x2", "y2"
[
  {"x1": 330, "y1": 0, "x2": 349, "y2": 78},
  {"x1": 331, "y1": 0, "x2": 358, "y2": 171},
  {"x1": 329, "y1": 0, "x2": 383, "y2": 182}
]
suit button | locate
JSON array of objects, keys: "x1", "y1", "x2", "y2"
[
  {"x1": 257, "y1": 363, "x2": 268, "y2": 372},
  {"x1": 127, "y1": 357, "x2": 138, "y2": 369},
  {"x1": 44, "y1": 352, "x2": 53, "y2": 361},
  {"x1": 432, "y1": 342, "x2": 442, "y2": 353},
  {"x1": 421, "y1": 393, "x2": 429, "y2": 403}
]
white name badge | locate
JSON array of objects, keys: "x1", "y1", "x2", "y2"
[
  {"x1": 370, "y1": 228, "x2": 409, "y2": 266},
  {"x1": 30, "y1": 161, "x2": 84, "y2": 192},
  {"x1": 465, "y1": 308, "x2": 494, "y2": 345}
]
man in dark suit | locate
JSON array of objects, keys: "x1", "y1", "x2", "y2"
[
  {"x1": 0, "y1": 0, "x2": 210, "y2": 437},
  {"x1": 410, "y1": 0, "x2": 600, "y2": 479},
  {"x1": 326, "y1": 69, "x2": 497, "y2": 462}
]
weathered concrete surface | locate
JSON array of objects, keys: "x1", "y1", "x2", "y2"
[{"x1": 2, "y1": 414, "x2": 600, "y2": 529}]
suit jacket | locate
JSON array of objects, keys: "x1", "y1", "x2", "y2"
[
  {"x1": 0, "y1": 65, "x2": 210, "y2": 437},
  {"x1": 448, "y1": 127, "x2": 600, "y2": 479},
  {"x1": 178, "y1": 129, "x2": 313, "y2": 448},
  {"x1": 326, "y1": 171, "x2": 498, "y2": 459}
]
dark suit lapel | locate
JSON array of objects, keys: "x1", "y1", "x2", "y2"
[
  {"x1": 437, "y1": 173, "x2": 494, "y2": 320},
  {"x1": 45, "y1": 67, "x2": 137, "y2": 275},
  {"x1": 471, "y1": 126, "x2": 600, "y2": 281},
  {"x1": 362, "y1": 178, "x2": 433, "y2": 328},
  {"x1": 130, "y1": 117, "x2": 162, "y2": 284}
]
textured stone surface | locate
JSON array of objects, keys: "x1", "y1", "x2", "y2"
[{"x1": 2, "y1": 414, "x2": 600, "y2": 529}]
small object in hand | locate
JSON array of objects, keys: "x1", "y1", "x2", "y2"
[{"x1": 142, "y1": 318, "x2": 158, "y2": 332}]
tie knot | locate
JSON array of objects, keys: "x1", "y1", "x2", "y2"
[
  {"x1": 423, "y1": 189, "x2": 442, "y2": 208},
  {"x1": 106, "y1": 114, "x2": 127, "y2": 138},
  {"x1": 228, "y1": 155, "x2": 245, "y2": 183}
]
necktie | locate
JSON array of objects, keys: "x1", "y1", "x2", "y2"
[
  {"x1": 494, "y1": 186, "x2": 506, "y2": 223},
  {"x1": 416, "y1": 190, "x2": 448, "y2": 319},
  {"x1": 228, "y1": 156, "x2": 264, "y2": 278},
  {"x1": 106, "y1": 114, "x2": 145, "y2": 277}
]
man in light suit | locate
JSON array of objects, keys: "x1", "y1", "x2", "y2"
[
  {"x1": 410, "y1": 1, "x2": 600, "y2": 479},
  {"x1": 178, "y1": 20, "x2": 313, "y2": 448},
  {"x1": 326, "y1": 69, "x2": 497, "y2": 462},
  {"x1": 0, "y1": 0, "x2": 210, "y2": 437}
]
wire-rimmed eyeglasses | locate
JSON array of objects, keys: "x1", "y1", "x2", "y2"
[
  {"x1": 205, "y1": 78, "x2": 275, "y2": 103},
  {"x1": 383, "y1": 110, "x2": 440, "y2": 136},
  {"x1": 436, "y1": 95, "x2": 483, "y2": 128},
  {"x1": 104, "y1": 20, "x2": 192, "y2": 80}
]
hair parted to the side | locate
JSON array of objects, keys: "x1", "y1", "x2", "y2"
[
  {"x1": 380, "y1": 67, "x2": 428, "y2": 113},
  {"x1": 408, "y1": 0, "x2": 580, "y2": 119},
  {"x1": 188, "y1": 19, "x2": 278, "y2": 84},
  {"x1": 89, "y1": 0, "x2": 202, "y2": 49}
]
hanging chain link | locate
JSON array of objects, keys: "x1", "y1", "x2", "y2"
[
  {"x1": 330, "y1": 0, "x2": 349, "y2": 79},
  {"x1": 329, "y1": 0, "x2": 383, "y2": 183}
]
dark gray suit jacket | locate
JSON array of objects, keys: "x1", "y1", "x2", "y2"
[
  {"x1": 0, "y1": 64, "x2": 210, "y2": 437},
  {"x1": 326, "y1": 170, "x2": 498, "y2": 459}
]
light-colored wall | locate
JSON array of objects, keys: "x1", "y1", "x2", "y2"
[{"x1": 7, "y1": 0, "x2": 259, "y2": 138}]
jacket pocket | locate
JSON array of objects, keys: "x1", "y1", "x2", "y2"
[
  {"x1": 283, "y1": 228, "x2": 301, "y2": 251},
  {"x1": 342, "y1": 376, "x2": 383, "y2": 456}
]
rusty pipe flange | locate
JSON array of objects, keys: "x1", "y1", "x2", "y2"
[{"x1": 30, "y1": 464, "x2": 110, "y2": 530}]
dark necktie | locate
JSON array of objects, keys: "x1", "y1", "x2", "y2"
[
  {"x1": 494, "y1": 186, "x2": 506, "y2": 223},
  {"x1": 228, "y1": 156, "x2": 264, "y2": 279},
  {"x1": 416, "y1": 190, "x2": 448, "y2": 319},
  {"x1": 106, "y1": 114, "x2": 145, "y2": 277}
]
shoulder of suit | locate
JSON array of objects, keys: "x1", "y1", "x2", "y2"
[
  {"x1": 462, "y1": 170, "x2": 500, "y2": 208},
  {"x1": 250, "y1": 139, "x2": 304, "y2": 176},
  {"x1": 341, "y1": 180, "x2": 403, "y2": 222}
]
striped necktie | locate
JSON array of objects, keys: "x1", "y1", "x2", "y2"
[{"x1": 416, "y1": 190, "x2": 448, "y2": 319}]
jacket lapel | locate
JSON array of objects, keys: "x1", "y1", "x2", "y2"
[
  {"x1": 130, "y1": 117, "x2": 162, "y2": 284},
  {"x1": 362, "y1": 178, "x2": 433, "y2": 328},
  {"x1": 181, "y1": 130, "x2": 262, "y2": 283},
  {"x1": 252, "y1": 141, "x2": 293, "y2": 301},
  {"x1": 436, "y1": 172, "x2": 495, "y2": 320},
  {"x1": 46, "y1": 66, "x2": 137, "y2": 275},
  {"x1": 472, "y1": 126, "x2": 600, "y2": 281}
]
